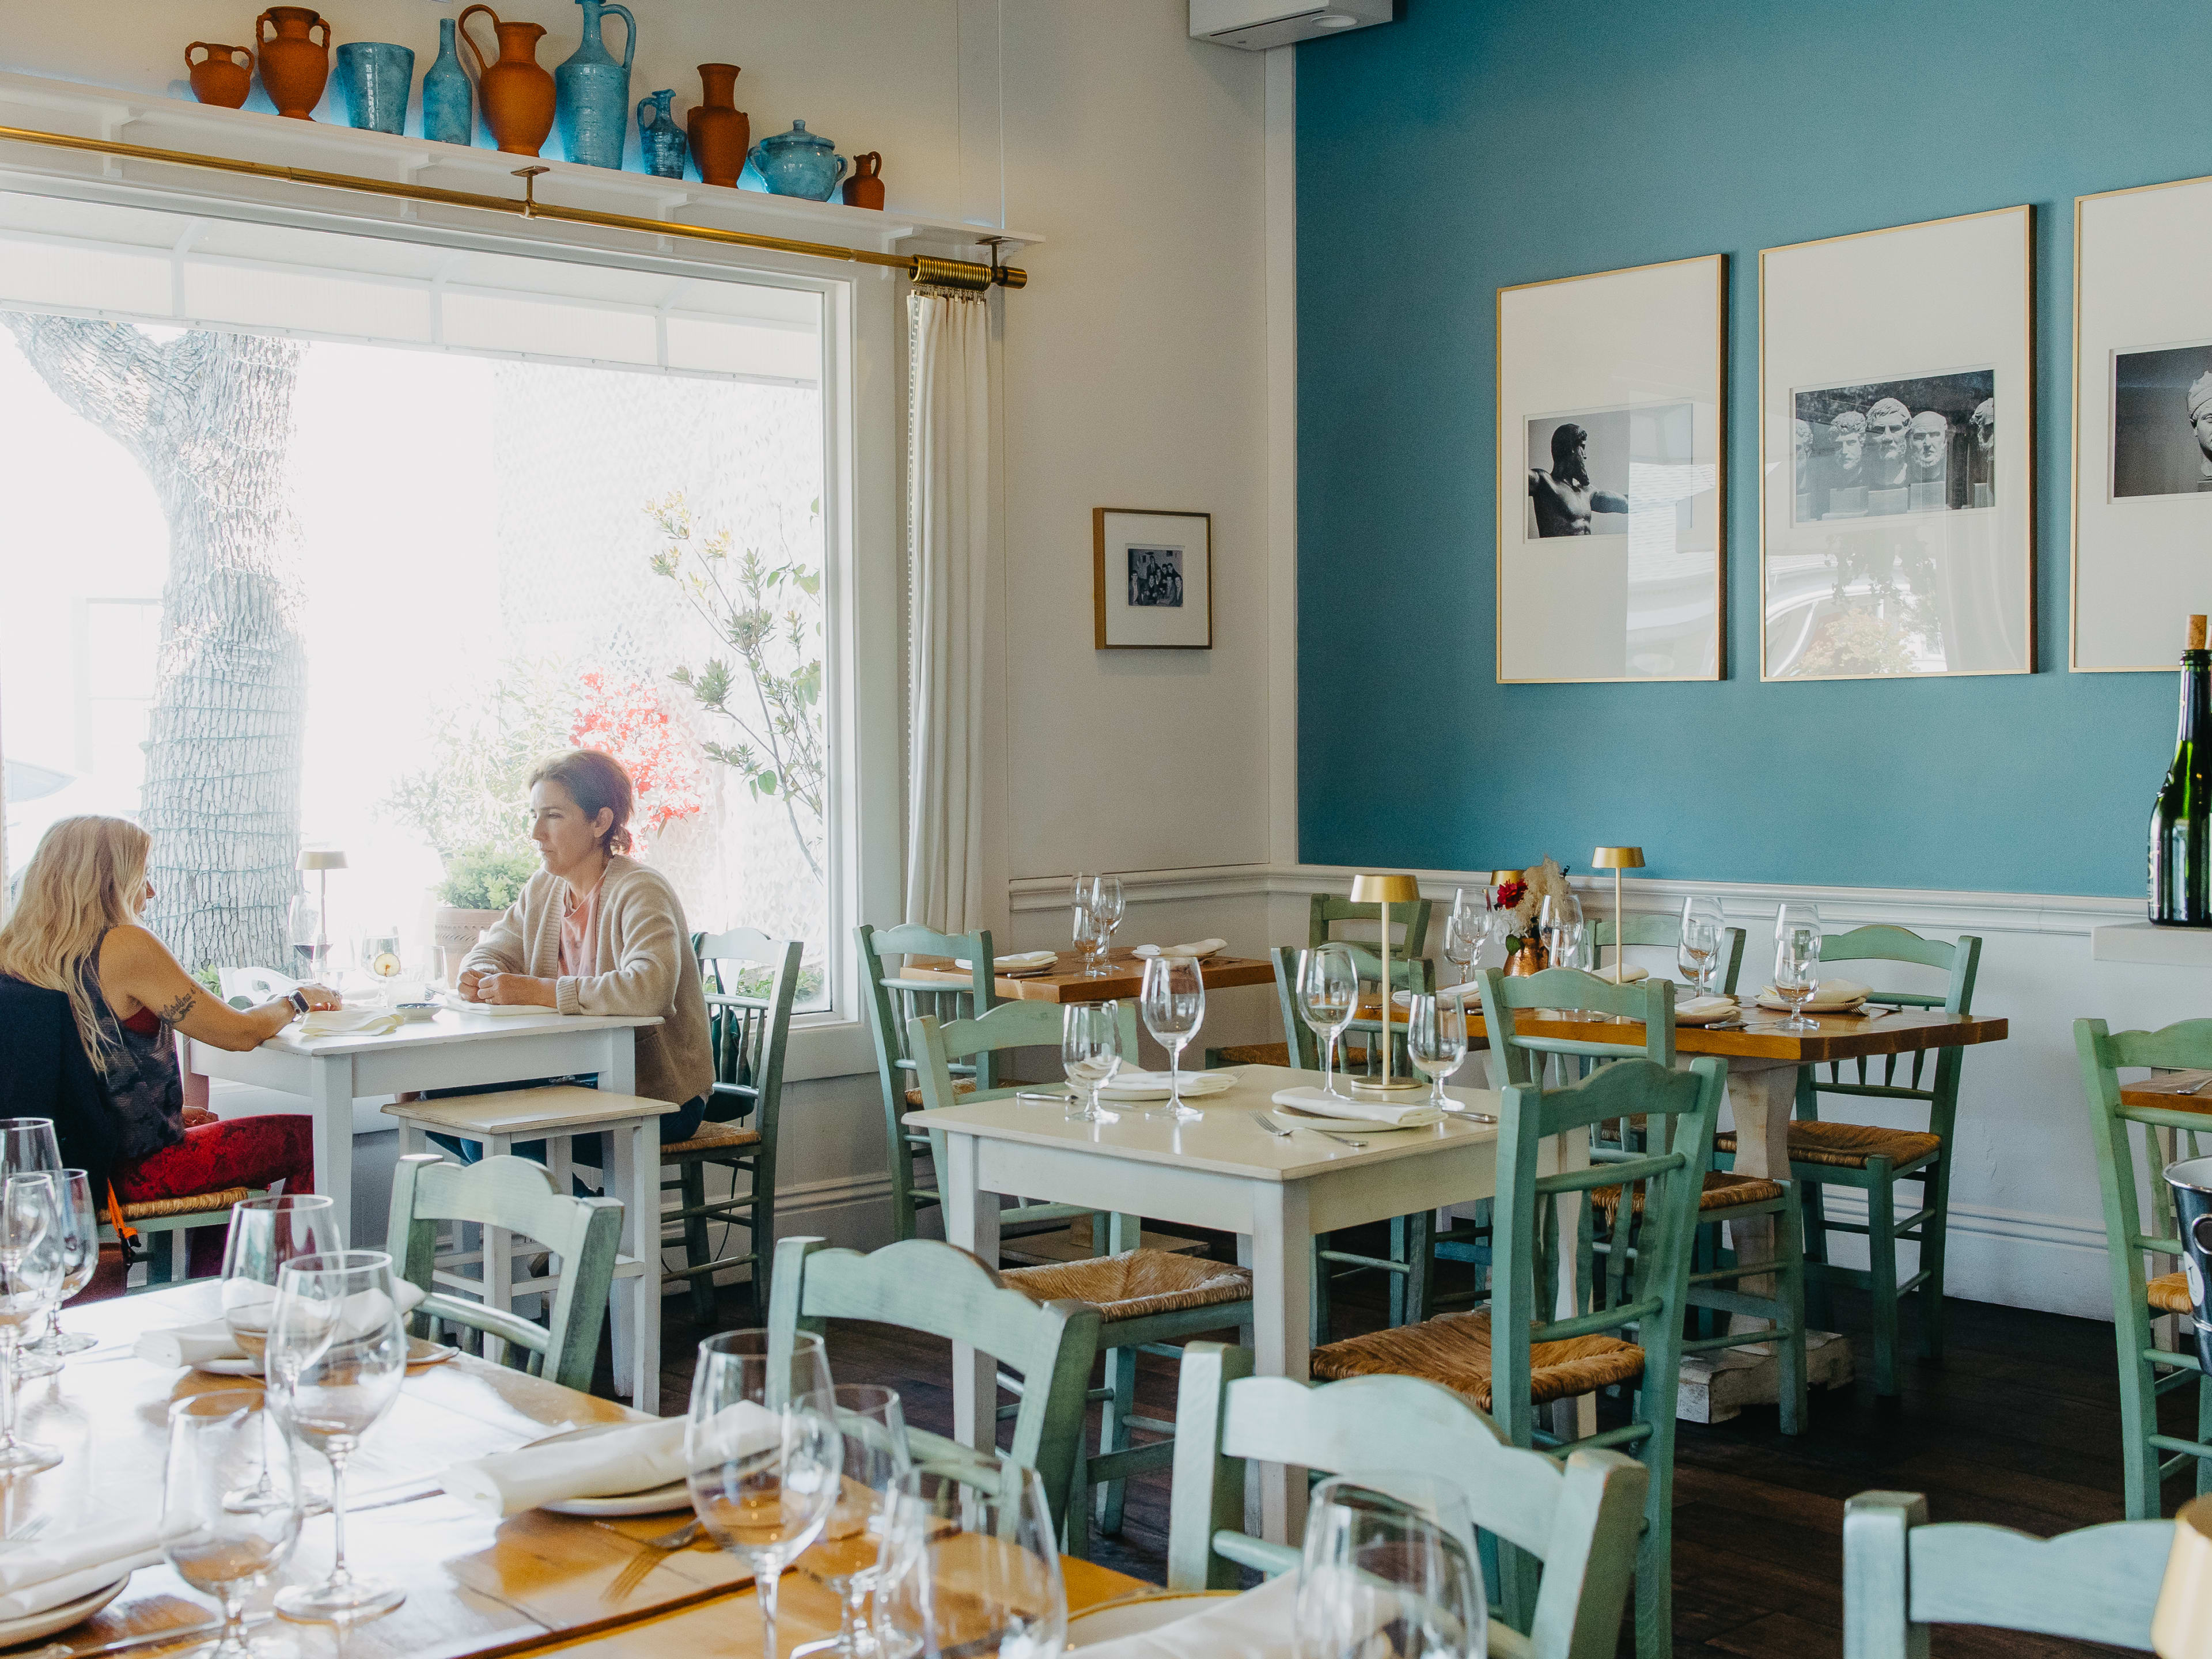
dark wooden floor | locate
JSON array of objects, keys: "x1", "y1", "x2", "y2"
[{"x1": 649, "y1": 1229, "x2": 2184, "y2": 1658}]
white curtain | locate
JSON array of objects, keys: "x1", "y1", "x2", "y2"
[{"x1": 903, "y1": 289, "x2": 993, "y2": 933}]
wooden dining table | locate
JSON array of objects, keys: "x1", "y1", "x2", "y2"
[
  {"x1": 35, "y1": 1285, "x2": 1146, "y2": 1659},
  {"x1": 897, "y1": 947, "x2": 1277, "y2": 1005}
]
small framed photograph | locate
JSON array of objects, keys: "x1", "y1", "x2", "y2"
[
  {"x1": 1495, "y1": 253, "x2": 1725, "y2": 683},
  {"x1": 1760, "y1": 203, "x2": 2032, "y2": 680},
  {"x1": 1093, "y1": 509, "x2": 1213, "y2": 649}
]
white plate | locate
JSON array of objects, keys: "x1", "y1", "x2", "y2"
[
  {"x1": 196, "y1": 1336, "x2": 454, "y2": 1378},
  {"x1": 1094, "y1": 1071, "x2": 1236, "y2": 1102},
  {"x1": 527, "y1": 1424, "x2": 694, "y2": 1516},
  {"x1": 1066, "y1": 1590, "x2": 1237, "y2": 1646},
  {"x1": 1755, "y1": 993, "x2": 1867, "y2": 1013},
  {"x1": 0, "y1": 1577, "x2": 127, "y2": 1646}
]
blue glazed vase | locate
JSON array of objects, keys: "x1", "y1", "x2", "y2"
[
  {"x1": 555, "y1": 0, "x2": 636, "y2": 170},
  {"x1": 335, "y1": 40, "x2": 413, "y2": 135},
  {"x1": 748, "y1": 120, "x2": 847, "y2": 201},
  {"x1": 422, "y1": 17, "x2": 472, "y2": 145},
  {"x1": 636, "y1": 89, "x2": 687, "y2": 179}
]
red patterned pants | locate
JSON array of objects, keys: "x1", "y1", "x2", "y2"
[{"x1": 113, "y1": 1116, "x2": 316, "y2": 1276}]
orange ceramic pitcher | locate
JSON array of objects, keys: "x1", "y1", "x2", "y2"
[{"x1": 457, "y1": 5, "x2": 555, "y2": 157}]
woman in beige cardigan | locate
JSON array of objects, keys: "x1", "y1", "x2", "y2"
[{"x1": 435, "y1": 749, "x2": 715, "y2": 1167}]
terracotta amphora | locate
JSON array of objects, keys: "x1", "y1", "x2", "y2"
[
  {"x1": 686, "y1": 63, "x2": 749, "y2": 188},
  {"x1": 457, "y1": 4, "x2": 556, "y2": 157},
  {"x1": 842, "y1": 151, "x2": 884, "y2": 210},
  {"x1": 255, "y1": 7, "x2": 330, "y2": 120},
  {"x1": 186, "y1": 42, "x2": 255, "y2": 109}
]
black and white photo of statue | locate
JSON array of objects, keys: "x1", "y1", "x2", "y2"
[
  {"x1": 1791, "y1": 368, "x2": 1994, "y2": 522},
  {"x1": 1126, "y1": 546, "x2": 1184, "y2": 607},
  {"x1": 2112, "y1": 342, "x2": 2212, "y2": 499},
  {"x1": 1522, "y1": 402, "x2": 1695, "y2": 540}
]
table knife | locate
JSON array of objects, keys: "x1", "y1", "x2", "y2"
[{"x1": 29, "y1": 1616, "x2": 270, "y2": 1659}]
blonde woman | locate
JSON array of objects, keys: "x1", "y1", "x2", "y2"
[{"x1": 0, "y1": 817, "x2": 333, "y2": 1255}]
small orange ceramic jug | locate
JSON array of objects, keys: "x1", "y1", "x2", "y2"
[
  {"x1": 457, "y1": 4, "x2": 556, "y2": 157},
  {"x1": 186, "y1": 42, "x2": 255, "y2": 108},
  {"x1": 842, "y1": 151, "x2": 884, "y2": 210}
]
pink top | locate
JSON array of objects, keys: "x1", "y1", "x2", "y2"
[{"x1": 559, "y1": 876, "x2": 603, "y2": 979}]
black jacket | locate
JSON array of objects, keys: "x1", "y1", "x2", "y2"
[{"x1": 0, "y1": 975, "x2": 123, "y2": 1200}]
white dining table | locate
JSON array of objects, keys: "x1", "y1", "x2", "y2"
[
  {"x1": 184, "y1": 1006, "x2": 663, "y2": 1244},
  {"x1": 915, "y1": 1063, "x2": 1590, "y2": 1544}
]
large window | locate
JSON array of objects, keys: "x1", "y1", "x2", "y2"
[{"x1": 0, "y1": 193, "x2": 840, "y2": 1009}]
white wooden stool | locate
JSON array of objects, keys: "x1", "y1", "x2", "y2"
[{"x1": 381, "y1": 1085, "x2": 675, "y2": 1411}]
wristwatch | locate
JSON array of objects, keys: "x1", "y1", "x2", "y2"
[{"x1": 287, "y1": 989, "x2": 310, "y2": 1017}]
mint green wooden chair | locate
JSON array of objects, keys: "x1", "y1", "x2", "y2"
[
  {"x1": 1588, "y1": 915, "x2": 1747, "y2": 996},
  {"x1": 1168, "y1": 1342, "x2": 1647, "y2": 1659},
  {"x1": 1842, "y1": 1491, "x2": 2169, "y2": 1656},
  {"x1": 768, "y1": 1234, "x2": 1101, "y2": 1535},
  {"x1": 666, "y1": 927, "x2": 801, "y2": 1324},
  {"x1": 1310, "y1": 891, "x2": 1434, "y2": 955},
  {"x1": 1312, "y1": 1047, "x2": 1726, "y2": 1659},
  {"x1": 2076, "y1": 1016, "x2": 2212, "y2": 1517},
  {"x1": 388, "y1": 1153, "x2": 622, "y2": 1396},
  {"x1": 859, "y1": 922, "x2": 1006, "y2": 1241},
  {"x1": 1715, "y1": 925, "x2": 1981, "y2": 1397},
  {"x1": 910, "y1": 1001, "x2": 1254, "y2": 1556}
]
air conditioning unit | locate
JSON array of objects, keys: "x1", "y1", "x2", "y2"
[{"x1": 1189, "y1": 0, "x2": 1393, "y2": 51}]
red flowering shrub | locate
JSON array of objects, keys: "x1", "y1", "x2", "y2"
[{"x1": 570, "y1": 669, "x2": 706, "y2": 848}]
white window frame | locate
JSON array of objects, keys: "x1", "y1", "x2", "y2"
[{"x1": 0, "y1": 169, "x2": 899, "y2": 1083}]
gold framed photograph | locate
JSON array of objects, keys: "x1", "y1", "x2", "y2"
[{"x1": 1093, "y1": 508, "x2": 1213, "y2": 649}]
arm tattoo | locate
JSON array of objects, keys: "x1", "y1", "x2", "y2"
[{"x1": 155, "y1": 990, "x2": 198, "y2": 1025}]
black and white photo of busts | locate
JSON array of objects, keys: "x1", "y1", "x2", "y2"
[
  {"x1": 1126, "y1": 546, "x2": 1184, "y2": 608},
  {"x1": 1791, "y1": 369, "x2": 1995, "y2": 522},
  {"x1": 2112, "y1": 343, "x2": 2212, "y2": 499},
  {"x1": 1523, "y1": 403, "x2": 1694, "y2": 539}
]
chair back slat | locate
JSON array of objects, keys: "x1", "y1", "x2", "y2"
[
  {"x1": 1309, "y1": 892, "x2": 1434, "y2": 957},
  {"x1": 1590, "y1": 916, "x2": 1748, "y2": 997},
  {"x1": 1479, "y1": 969, "x2": 1675, "y2": 1088},
  {"x1": 694, "y1": 930, "x2": 802, "y2": 1126}
]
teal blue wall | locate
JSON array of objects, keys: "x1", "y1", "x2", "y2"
[{"x1": 1296, "y1": 1, "x2": 2209, "y2": 896}]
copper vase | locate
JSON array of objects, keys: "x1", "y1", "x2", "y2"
[
  {"x1": 457, "y1": 4, "x2": 556, "y2": 157},
  {"x1": 842, "y1": 150, "x2": 884, "y2": 210},
  {"x1": 686, "y1": 63, "x2": 749, "y2": 187},
  {"x1": 255, "y1": 7, "x2": 329, "y2": 120},
  {"x1": 187, "y1": 41, "x2": 255, "y2": 108},
  {"x1": 1503, "y1": 941, "x2": 1548, "y2": 977}
]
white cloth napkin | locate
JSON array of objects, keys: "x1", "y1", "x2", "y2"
[
  {"x1": 1096, "y1": 1070, "x2": 1236, "y2": 1100},
  {"x1": 297, "y1": 1007, "x2": 405, "y2": 1038},
  {"x1": 1755, "y1": 978, "x2": 1870, "y2": 1011},
  {"x1": 953, "y1": 952, "x2": 1059, "y2": 971},
  {"x1": 1270, "y1": 1087, "x2": 1444, "y2": 1128},
  {"x1": 435, "y1": 994, "x2": 547, "y2": 1018},
  {"x1": 1391, "y1": 984, "x2": 1476, "y2": 1006},
  {"x1": 135, "y1": 1282, "x2": 426, "y2": 1369},
  {"x1": 0, "y1": 1521, "x2": 166, "y2": 1619},
  {"x1": 1592, "y1": 963, "x2": 1650, "y2": 983},
  {"x1": 442, "y1": 1414, "x2": 707, "y2": 1517},
  {"x1": 1071, "y1": 1572, "x2": 1300, "y2": 1658},
  {"x1": 1676, "y1": 995, "x2": 1738, "y2": 1024},
  {"x1": 1131, "y1": 938, "x2": 1226, "y2": 960}
]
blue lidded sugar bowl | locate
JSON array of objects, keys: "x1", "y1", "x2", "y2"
[{"x1": 748, "y1": 120, "x2": 847, "y2": 200}]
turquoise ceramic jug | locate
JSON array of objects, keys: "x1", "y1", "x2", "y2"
[
  {"x1": 748, "y1": 120, "x2": 847, "y2": 200},
  {"x1": 555, "y1": 0, "x2": 635, "y2": 169},
  {"x1": 636, "y1": 88, "x2": 686, "y2": 178}
]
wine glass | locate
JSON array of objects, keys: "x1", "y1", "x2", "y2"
[
  {"x1": 688, "y1": 1330, "x2": 844, "y2": 1659},
  {"x1": 1406, "y1": 994, "x2": 1469, "y2": 1112},
  {"x1": 289, "y1": 894, "x2": 325, "y2": 980},
  {"x1": 24, "y1": 1169, "x2": 98, "y2": 1364},
  {"x1": 1298, "y1": 945, "x2": 1359, "y2": 1101},
  {"x1": 163, "y1": 1392, "x2": 301, "y2": 1659},
  {"x1": 1060, "y1": 1003, "x2": 1122, "y2": 1123},
  {"x1": 267, "y1": 1250, "x2": 408, "y2": 1623},
  {"x1": 1774, "y1": 926, "x2": 1823, "y2": 1032},
  {"x1": 1441, "y1": 900, "x2": 1479, "y2": 990},
  {"x1": 791, "y1": 1384, "x2": 912, "y2": 1659},
  {"x1": 1677, "y1": 915, "x2": 1721, "y2": 1000},
  {"x1": 1537, "y1": 893, "x2": 1582, "y2": 969},
  {"x1": 1774, "y1": 899, "x2": 1821, "y2": 940},
  {"x1": 0, "y1": 1174, "x2": 62, "y2": 1474},
  {"x1": 1297, "y1": 1475, "x2": 1484, "y2": 1659},
  {"x1": 222, "y1": 1194, "x2": 340, "y2": 1370},
  {"x1": 1139, "y1": 956, "x2": 1207, "y2": 1122},
  {"x1": 1071, "y1": 883, "x2": 1109, "y2": 979},
  {"x1": 877, "y1": 1460, "x2": 1066, "y2": 1659},
  {"x1": 1089, "y1": 875, "x2": 1126, "y2": 968}
]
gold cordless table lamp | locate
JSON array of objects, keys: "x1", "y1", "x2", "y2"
[
  {"x1": 1349, "y1": 872, "x2": 1425, "y2": 1097},
  {"x1": 1592, "y1": 846, "x2": 1644, "y2": 979}
]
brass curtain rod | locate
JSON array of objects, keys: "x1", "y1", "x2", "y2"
[{"x1": 0, "y1": 122, "x2": 1027, "y2": 291}]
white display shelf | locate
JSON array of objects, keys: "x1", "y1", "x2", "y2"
[
  {"x1": 0, "y1": 68, "x2": 1039, "y2": 262},
  {"x1": 2092, "y1": 922, "x2": 2212, "y2": 966}
]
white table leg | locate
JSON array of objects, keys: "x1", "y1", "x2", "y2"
[
  {"x1": 1248, "y1": 1180, "x2": 1313, "y2": 1544},
  {"x1": 308, "y1": 1056, "x2": 354, "y2": 1247},
  {"x1": 1721, "y1": 1062, "x2": 1797, "y2": 1320},
  {"x1": 598, "y1": 1029, "x2": 638, "y2": 1095},
  {"x1": 485, "y1": 1130, "x2": 514, "y2": 1366},
  {"x1": 944, "y1": 1132, "x2": 998, "y2": 1453}
]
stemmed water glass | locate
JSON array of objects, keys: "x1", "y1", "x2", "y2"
[
  {"x1": 25, "y1": 1168, "x2": 97, "y2": 1366},
  {"x1": 222, "y1": 1194, "x2": 340, "y2": 1369},
  {"x1": 1060, "y1": 1003, "x2": 1122, "y2": 1123},
  {"x1": 1677, "y1": 905, "x2": 1722, "y2": 999},
  {"x1": 1139, "y1": 956, "x2": 1206, "y2": 1121},
  {"x1": 1442, "y1": 892, "x2": 1482, "y2": 990},
  {"x1": 1088, "y1": 876, "x2": 1124, "y2": 970},
  {"x1": 162, "y1": 1392, "x2": 302, "y2": 1659},
  {"x1": 1299, "y1": 945, "x2": 1358, "y2": 1101},
  {"x1": 1773, "y1": 925, "x2": 1823, "y2": 1032},
  {"x1": 0, "y1": 1173, "x2": 63, "y2": 1475},
  {"x1": 1537, "y1": 893, "x2": 1582, "y2": 971},
  {"x1": 267, "y1": 1250, "x2": 408, "y2": 1623},
  {"x1": 1297, "y1": 1475, "x2": 1484, "y2": 1659},
  {"x1": 1406, "y1": 993, "x2": 1472, "y2": 1114},
  {"x1": 792, "y1": 1384, "x2": 912, "y2": 1659},
  {"x1": 877, "y1": 1460, "x2": 1067, "y2": 1659},
  {"x1": 1071, "y1": 887, "x2": 1110, "y2": 979},
  {"x1": 0, "y1": 1118, "x2": 63, "y2": 1383},
  {"x1": 688, "y1": 1330, "x2": 844, "y2": 1659}
]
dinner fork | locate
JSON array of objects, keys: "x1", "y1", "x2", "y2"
[
  {"x1": 1248, "y1": 1110, "x2": 1366, "y2": 1149},
  {"x1": 596, "y1": 1517, "x2": 706, "y2": 1603}
]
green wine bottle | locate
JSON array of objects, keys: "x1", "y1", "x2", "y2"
[{"x1": 2151, "y1": 614, "x2": 2212, "y2": 926}]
